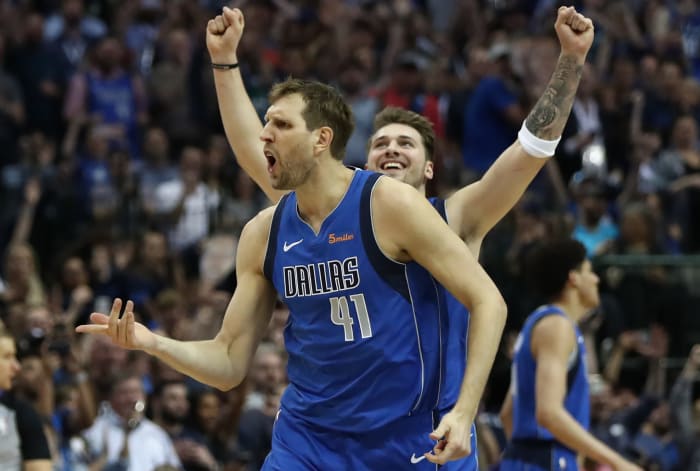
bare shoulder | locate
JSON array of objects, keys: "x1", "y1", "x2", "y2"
[
  {"x1": 237, "y1": 205, "x2": 278, "y2": 268},
  {"x1": 242, "y1": 205, "x2": 276, "y2": 234},
  {"x1": 531, "y1": 315, "x2": 576, "y2": 355},
  {"x1": 371, "y1": 174, "x2": 425, "y2": 210}
]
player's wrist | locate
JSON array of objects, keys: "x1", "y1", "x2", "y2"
[
  {"x1": 518, "y1": 121, "x2": 561, "y2": 158},
  {"x1": 210, "y1": 55, "x2": 239, "y2": 68},
  {"x1": 449, "y1": 403, "x2": 477, "y2": 423},
  {"x1": 558, "y1": 51, "x2": 587, "y2": 65}
]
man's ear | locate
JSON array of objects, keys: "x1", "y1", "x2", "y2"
[
  {"x1": 424, "y1": 160, "x2": 434, "y2": 180},
  {"x1": 313, "y1": 126, "x2": 334, "y2": 155},
  {"x1": 568, "y1": 269, "x2": 579, "y2": 289}
]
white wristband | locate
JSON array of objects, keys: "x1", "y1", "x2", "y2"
[{"x1": 517, "y1": 120, "x2": 561, "y2": 158}]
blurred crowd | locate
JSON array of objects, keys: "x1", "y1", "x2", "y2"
[{"x1": 0, "y1": 0, "x2": 699, "y2": 470}]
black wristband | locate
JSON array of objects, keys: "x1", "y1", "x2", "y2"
[{"x1": 211, "y1": 62, "x2": 239, "y2": 70}]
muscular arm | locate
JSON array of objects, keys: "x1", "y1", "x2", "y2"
[
  {"x1": 212, "y1": 67, "x2": 286, "y2": 203},
  {"x1": 373, "y1": 177, "x2": 507, "y2": 422},
  {"x1": 148, "y1": 210, "x2": 277, "y2": 390},
  {"x1": 446, "y1": 52, "x2": 585, "y2": 255},
  {"x1": 532, "y1": 316, "x2": 626, "y2": 467}
]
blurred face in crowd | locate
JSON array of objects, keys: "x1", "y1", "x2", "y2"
[
  {"x1": 367, "y1": 123, "x2": 433, "y2": 191},
  {"x1": 166, "y1": 29, "x2": 191, "y2": 65},
  {"x1": 338, "y1": 61, "x2": 367, "y2": 96},
  {"x1": 261, "y1": 94, "x2": 319, "y2": 190},
  {"x1": 611, "y1": 58, "x2": 636, "y2": 91},
  {"x1": 63, "y1": 0, "x2": 85, "y2": 27},
  {"x1": 90, "y1": 243, "x2": 111, "y2": 274},
  {"x1": 179, "y1": 147, "x2": 204, "y2": 188},
  {"x1": 577, "y1": 181, "x2": 608, "y2": 226},
  {"x1": 0, "y1": 337, "x2": 20, "y2": 390},
  {"x1": 620, "y1": 205, "x2": 653, "y2": 248},
  {"x1": 144, "y1": 128, "x2": 170, "y2": 163},
  {"x1": 392, "y1": 64, "x2": 422, "y2": 94},
  {"x1": 671, "y1": 115, "x2": 698, "y2": 149},
  {"x1": 94, "y1": 38, "x2": 123, "y2": 74},
  {"x1": 110, "y1": 377, "x2": 145, "y2": 421},
  {"x1": 648, "y1": 402, "x2": 671, "y2": 435},
  {"x1": 142, "y1": 232, "x2": 168, "y2": 266},
  {"x1": 659, "y1": 61, "x2": 682, "y2": 96},
  {"x1": 195, "y1": 391, "x2": 221, "y2": 434},
  {"x1": 26, "y1": 306, "x2": 54, "y2": 337},
  {"x1": 251, "y1": 349, "x2": 284, "y2": 393},
  {"x1": 63, "y1": 257, "x2": 88, "y2": 288},
  {"x1": 160, "y1": 382, "x2": 189, "y2": 424},
  {"x1": 24, "y1": 14, "x2": 44, "y2": 45},
  {"x1": 16, "y1": 355, "x2": 44, "y2": 397}
]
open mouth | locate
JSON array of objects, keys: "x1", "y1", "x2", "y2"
[
  {"x1": 264, "y1": 150, "x2": 277, "y2": 172},
  {"x1": 380, "y1": 161, "x2": 406, "y2": 170}
]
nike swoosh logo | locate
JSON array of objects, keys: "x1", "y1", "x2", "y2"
[
  {"x1": 410, "y1": 454, "x2": 426, "y2": 464},
  {"x1": 283, "y1": 239, "x2": 303, "y2": 252}
]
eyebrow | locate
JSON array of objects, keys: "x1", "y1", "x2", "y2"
[{"x1": 373, "y1": 134, "x2": 418, "y2": 142}]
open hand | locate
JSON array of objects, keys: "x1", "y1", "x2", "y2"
[{"x1": 75, "y1": 298, "x2": 156, "y2": 352}]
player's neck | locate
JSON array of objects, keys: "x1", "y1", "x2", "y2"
[
  {"x1": 295, "y1": 161, "x2": 355, "y2": 234},
  {"x1": 551, "y1": 293, "x2": 587, "y2": 324}
]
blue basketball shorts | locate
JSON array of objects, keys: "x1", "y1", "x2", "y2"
[
  {"x1": 498, "y1": 439, "x2": 578, "y2": 471},
  {"x1": 262, "y1": 408, "x2": 478, "y2": 470}
]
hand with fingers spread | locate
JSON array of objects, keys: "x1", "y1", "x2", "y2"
[
  {"x1": 206, "y1": 6, "x2": 245, "y2": 64},
  {"x1": 555, "y1": 6, "x2": 594, "y2": 58},
  {"x1": 75, "y1": 298, "x2": 157, "y2": 353},
  {"x1": 424, "y1": 409, "x2": 472, "y2": 465}
]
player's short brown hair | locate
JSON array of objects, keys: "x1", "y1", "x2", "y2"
[
  {"x1": 371, "y1": 107, "x2": 436, "y2": 161},
  {"x1": 269, "y1": 78, "x2": 355, "y2": 161}
]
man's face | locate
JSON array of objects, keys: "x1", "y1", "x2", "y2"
[
  {"x1": 261, "y1": 94, "x2": 318, "y2": 190},
  {"x1": 17, "y1": 356, "x2": 43, "y2": 392},
  {"x1": 366, "y1": 123, "x2": 432, "y2": 192},
  {"x1": 252, "y1": 351, "x2": 283, "y2": 393},
  {"x1": 161, "y1": 383, "x2": 189, "y2": 422},
  {"x1": 196, "y1": 392, "x2": 220, "y2": 433},
  {"x1": 0, "y1": 338, "x2": 20, "y2": 390},
  {"x1": 110, "y1": 377, "x2": 145, "y2": 420}
]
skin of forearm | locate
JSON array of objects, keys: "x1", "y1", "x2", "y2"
[
  {"x1": 148, "y1": 336, "x2": 243, "y2": 391},
  {"x1": 525, "y1": 53, "x2": 585, "y2": 140},
  {"x1": 453, "y1": 301, "x2": 507, "y2": 420}
]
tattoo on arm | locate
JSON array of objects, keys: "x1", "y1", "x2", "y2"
[{"x1": 525, "y1": 54, "x2": 583, "y2": 140}]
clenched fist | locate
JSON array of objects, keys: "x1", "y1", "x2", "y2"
[
  {"x1": 206, "y1": 6, "x2": 245, "y2": 65},
  {"x1": 555, "y1": 6, "x2": 594, "y2": 58}
]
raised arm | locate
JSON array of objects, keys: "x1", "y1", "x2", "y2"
[
  {"x1": 445, "y1": 6, "x2": 594, "y2": 255},
  {"x1": 206, "y1": 7, "x2": 286, "y2": 203},
  {"x1": 531, "y1": 316, "x2": 641, "y2": 471},
  {"x1": 372, "y1": 177, "x2": 507, "y2": 465},
  {"x1": 76, "y1": 208, "x2": 278, "y2": 391}
]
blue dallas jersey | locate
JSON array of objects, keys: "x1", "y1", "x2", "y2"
[
  {"x1": 263, "y1": 170, "x2": 445, "y2": 433},
  {"x1": 510, "y1": 305, "x2": 590, "y2": 442},
  {"x1": 429, "y1": 197, "x2": 469, "y2": 412}
]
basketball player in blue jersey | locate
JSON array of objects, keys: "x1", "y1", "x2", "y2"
[
  {"x1": 498, "y1": 239, "x2": 641, "y2": 471},
  {"x1": 208, "y1": 5, "x2": 594, "y2": 469},
  {"x1": 76, "y1": 73, "x2": 509, "y2": 470}
]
